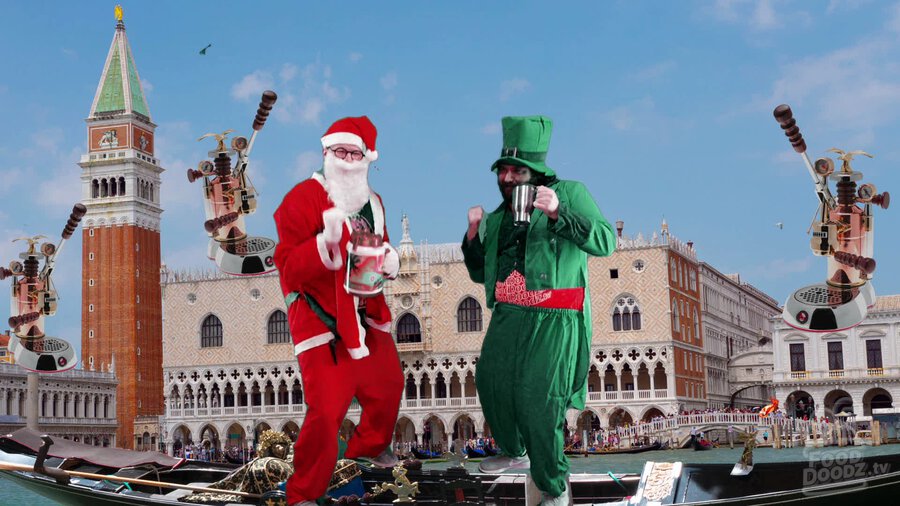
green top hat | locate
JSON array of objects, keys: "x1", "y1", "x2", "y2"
[{"x1": 491, "y1": 115, "x2": 555, "y2": 177}]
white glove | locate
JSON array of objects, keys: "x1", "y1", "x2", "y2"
[
  {"x1": 322, "y1": 208, "x2": 346, "y2": 246},
  {"x1": 534, "y1": 186, "x2": 560, "y2": 220},
  {"x1": 383, "y1": 243, "x2": 400, "y2": 279}
]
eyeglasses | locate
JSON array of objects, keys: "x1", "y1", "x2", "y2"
[{"x1": 328, "y1": 147, "x2": 365, "y2": 161}]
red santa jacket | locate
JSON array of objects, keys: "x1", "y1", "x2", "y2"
[{"x1": 273, "y1": 172, "x2": 394, "y2": 359}]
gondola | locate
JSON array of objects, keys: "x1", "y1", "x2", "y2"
[
  {"x1": 410, "y1": 447, "x2": 442, "y2": 460},
  {"x1": 6, "y1": 428, "x2": 900, "y2": 505},
  {"x1": 565, "y1": 440, "x2": 662, "y2": 456},
  {"x1": 465, "y1": 445, "x2": 486, "y2": 458},
  {"x1": 223, "y1": 447, "x2": 252, "y2": 465},
  {"x1": 690, "y1": 434, "x2": 713, "y2": 451}
]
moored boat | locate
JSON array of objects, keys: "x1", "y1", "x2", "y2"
[
  {"x1": 7, "y1": 428, "x2": 900, "y2": 505},
  {"x1": 565, "y1": 441, "x2": 663, "y2": 456}
]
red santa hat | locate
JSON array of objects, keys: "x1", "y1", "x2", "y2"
[{"x1": 321, "y1": 116, "x2": 378, "y2": 162}]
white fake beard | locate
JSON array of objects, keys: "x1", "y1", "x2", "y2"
[{"x1": 322, "y1": 151, "x2": 371, "y2": 213}]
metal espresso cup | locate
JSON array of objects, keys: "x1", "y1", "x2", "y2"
[{"x1": 512, "y1": 184, "x2": 537, "y2": 226}]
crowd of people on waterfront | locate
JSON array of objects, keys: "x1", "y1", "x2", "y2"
[{"x1": 172, "y1": 443, "x2": 258, "y2": 463}]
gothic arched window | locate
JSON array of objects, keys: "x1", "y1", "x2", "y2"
[
  {"x1": 457, "y1": 297, "x2": 483, "y2": 332},
  {"x1": 396, "y1": 314, "x2": 422, "y2": 343},
  {"x1": 267, "y1": 310, "x2": 290, "y2": 344},
  {"x1": 201, "y1": 314, "x2": 223, "y2": 348},
  {"x1": 612, "y1": 296, "x2": 642, "y2": 332}
]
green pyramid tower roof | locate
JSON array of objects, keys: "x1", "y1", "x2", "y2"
[{"x1": 90, "y1": 19, "x2": 151, "y2": 119}]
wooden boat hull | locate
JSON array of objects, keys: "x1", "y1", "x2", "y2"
[{"x1": 565, "y1": 441, "x2": 662, "y2": 456}]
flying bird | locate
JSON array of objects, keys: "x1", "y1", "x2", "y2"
[{"x1": 199, "y1": 44, "x2": 212, "y2": 55}]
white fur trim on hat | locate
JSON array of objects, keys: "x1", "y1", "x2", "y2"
[
  {"x1": 321, "y1": 132, "x2": 377, "y2": 161},
  {"x1": 322, "y1": 132, "x2": 365, "y2": 151}
]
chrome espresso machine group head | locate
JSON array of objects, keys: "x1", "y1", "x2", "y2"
[
  {"x1": 774, "y1": 105, "x2": 890, "y2": 332},
  {"x1": 187, "y1": 90, "x2": 278, "y2": 276},
  {"x1": 0, "y1": 204, "x2": 86, "y2": 372}
]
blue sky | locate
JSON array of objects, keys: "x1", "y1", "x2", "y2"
[{"x1": 2, "y1": 1, "x2": 900, "y2": 365}]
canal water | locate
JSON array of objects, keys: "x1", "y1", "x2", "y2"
[{"x1": 3, "y1": 444, "x2": 900, "y2": 504}]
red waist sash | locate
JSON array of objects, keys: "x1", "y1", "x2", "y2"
[{"x1": 495, "y1": 271, "x2": 584, "y2": 310}]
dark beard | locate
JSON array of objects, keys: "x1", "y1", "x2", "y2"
[{"x1": 498, "y1": 181, "x2": 516, "y2": 203}]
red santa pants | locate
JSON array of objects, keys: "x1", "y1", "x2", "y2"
[{"x1": 286, "y1": 328, "x2": 404, "y2": 503}]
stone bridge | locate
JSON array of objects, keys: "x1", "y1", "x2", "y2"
[{"x1": 608, "y1": 412, "x2": 770, "y2": 448}]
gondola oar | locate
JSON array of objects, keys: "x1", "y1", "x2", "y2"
[{"x1": 0, "y1": 460, "x2": 262, "y2": 499}]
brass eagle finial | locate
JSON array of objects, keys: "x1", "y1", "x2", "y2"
[
  {"x1": 198, "y1": 130, "x2": 236, "y2": 153},
  {"x1": 827, "y1": 148, "x2": 873, "y2": 173}
]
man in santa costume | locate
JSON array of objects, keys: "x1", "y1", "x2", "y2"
[{"x1": 273, "y1": 116, "x2": 404, "y2": 506}]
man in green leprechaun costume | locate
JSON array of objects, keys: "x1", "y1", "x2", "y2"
[{"x1": 462, "y1": 115, "x2": 615, "y2": 505}]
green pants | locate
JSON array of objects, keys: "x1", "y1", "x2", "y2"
[{"x1": 476, "y1": 303, "x2": 584, "y2": 497}]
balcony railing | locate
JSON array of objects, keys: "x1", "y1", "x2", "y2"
[
  {"x1": 588, "y1": 389, "x2": 671, "y2": 402},
  {"x1": 39, "y1": 417, "x2": 117, "y2": 426},
  {"x1": 396, "y1": 342, "x2": 427, "y2": 353},
  {"x1": 778, "y1": 367, "x2": 900, "y2": 382}
]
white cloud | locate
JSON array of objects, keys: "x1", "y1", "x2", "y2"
[
  {"x1": 481, "y1": 123, "x2": 501, "y2": 135},
  {"x1": 630, "y1": 60, "x2": 677, "y2": 82},
  {"x1": 19, "y1": 128, "x2": 65, "y2": 158},
  {"x1": 705, "y1": 0, "x2": 787, "y2": 31},
  {"x1": 349, "y1": 52, "x2": 363, "y2": 63},
  {"x1": 241, "y1": 61, "x2": 351, "y2": 125},
  {"x1": 0, "y1": 167, "x2": 32, "y2": 196},
  {"x1": 300, "y1": 98, "x2": 326, "y2": 124},
  {"x1": 155, "y1": 121, "x2": 203, "y2": 214},
  {"x1": 61, "y1": 47, "x2": 77, "y2": 58},
  {"x1": 293, "y1": 151, "x2": 321, "y2": 180},
  {"x1": 827, "y1": 0, "x2": 872, "y2": 14},
  {"x1": 280, "y1": 63, "x2": 299, "y2": 83},
  {"x1": 231, "y1": 71, "x2": 276, "y2": 101},
  {"x1": 888, "y1": 2, "x2": 900, "y2": 32},
  {"x1": 752, "y1": 0, "x2": 780, "y2": 30},
  {"x1": 499, "y1": 78, "x2": 530, "y2": 101},
  {"x1": 767, "y1": 39, "x2": 900, "y2": 134},
  {"x1": 140, "y1": 78, "x2": 154, "y2": 93},
  {"x1": 380, "y1": 72, "x2": 398, "y2": 91},
  {"x1": 37, "y1": 147, "x2": 84, "y2": 218},
  {"x1": 604, "y1": 97, "x2": 656, "y2": 131},
  {"x1": 748, "y1": 257, "x2": 815, "y2": 281},
  {"x1": 161, "y1": 240, "x2": 212, "y2": 272}
]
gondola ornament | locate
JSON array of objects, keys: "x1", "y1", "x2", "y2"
[
  {"x1": 371, "y1": 463, "x2": 419, "y2": 503},
  {"x1": 731, "y1": 431, "x2": 759, "y2": 477},
  {"x1": 773, "y1": 105, "x2": 889, "y2": 332},
  {"x1": 1, "y1": 204, "x2": 85, "y2": 372},
  {"x1": 443, "y1": 438, "x2": 468, "y2": 471},
  {"x1": 188, "y1": 91, "x2": 279, "y2": 275}
]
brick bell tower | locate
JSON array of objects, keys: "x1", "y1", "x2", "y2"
[{"x1": 79, "y1": 7, "x2": 164, "y2": 449}]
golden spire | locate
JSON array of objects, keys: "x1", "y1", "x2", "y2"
[{"x1": 114, "y1": 5, "x2": 123, "y2": 22}]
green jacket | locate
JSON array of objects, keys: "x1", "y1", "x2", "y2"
[{"x1": 462, "y1": 179, "x2": 616, "y2": 409}]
